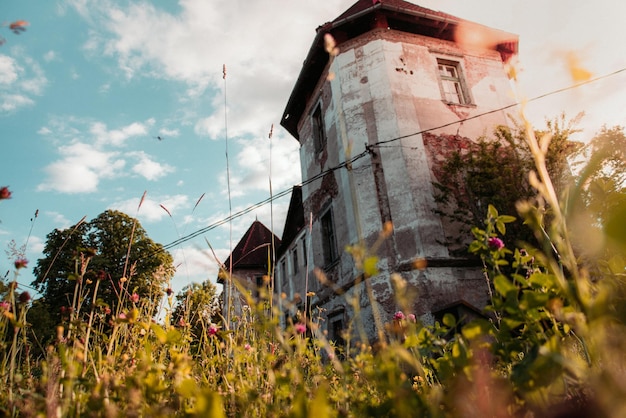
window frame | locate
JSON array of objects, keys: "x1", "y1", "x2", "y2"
[
  {"x1": 436, "y1": 58, "x2": 471, "y2": 105},
  {"x1": 311, "y1": 102, "x2": 326, "y2": 153},
  {"x1": 291, "y1": 247, "x2": 299, "y2": 274},
  {"x1": 320, "y1": 206, "x2": 339, "y2": 268}
]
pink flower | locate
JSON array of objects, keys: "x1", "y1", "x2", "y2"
[
  {"x1": 0, "y1": 186, "x2": 11, "y2": 200},
  {"x1": 393, "y1": 311, "x2": 405, "y2": 321},
  {"x1": 407, "y1": 314, "x2": 416, "y2": 323},
  {"x1": 295, "y1": 323, "x2": 307, "y2": 334},
  {"x1": 14, "y1": 258, "x2": 28, "y2": 270},
  {"x1": 130, "y1": 293, "x2": 140, "y2": 303},
  {"x1": 244, "y1": 343, "x2": 252, "y2": 351},
  {"x1": 118, "y1": 313, "x2": 127, "y2": 320},
  {"x1": 208, "y1": 324, "x2": 218, "y2": 336},
  {"x1": 0, "y1": 301, "x2": 10, "y2": 311},
  {"x1": 488, "y1": 237, "x2": 505, "y2": 251},
  {"x1": 18, "y1": 291, "x2": 31, "y2": 304}
]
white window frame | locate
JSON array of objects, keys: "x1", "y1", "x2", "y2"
[{"x1": 436, "y1": 59, "x2": 471, "y2": 105}]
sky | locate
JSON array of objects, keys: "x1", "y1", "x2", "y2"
[{"x1": 1, "y1": 0, "x2": 625, "y2": 298}]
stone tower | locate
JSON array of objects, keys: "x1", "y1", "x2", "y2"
[{"x1": 278, "y1": 0, "x2": 518, "y2": 342}]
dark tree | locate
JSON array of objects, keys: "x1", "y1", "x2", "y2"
[
  {"x1": 430, "y1": 115, "x2": 581, "y2": 253},
  {"x1": 172, "y1": 280, "x2": 220, "y2": 347},
  {"x1": 30, "y1": 210, "x2": 174, "y2": 345}
]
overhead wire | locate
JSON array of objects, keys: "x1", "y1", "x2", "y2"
[{"x1": 143, "y1": 66, "x2": 626, "y2": 259}]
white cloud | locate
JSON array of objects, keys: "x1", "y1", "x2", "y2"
[
  {"x1": 37, "y1": 142, "x2": 125, "y2": 193},
  {"x1": 130, "y1": 151, "x2": 175, "y2": 181},
  {"x1": 170, "y1": 245, "x2": 227, "y2": 288},
  {"x1": 0, "y1": 52, "x2": 47, "y2": 112},
  {"x1": 0, "y1": 94, "x2": 34, "y2": 111},
  {"x1": 45, "y1": 211, "x2": 73, "y2": 229},
  {"x1": 0, "y1": 55, "x2": 20, "y2": 84},
  {"x1": 43, "y1": 51, "x2": 57, "y2": 62},
  {"x1": 159, "y1": 127, "x2": 180, "y2": 138},
  {"x1": 109, "y1": 193, "x2": 190, "y2": 223},
  {"x1": 90, "y1": 120, "x2": 152, "y2": 147}
]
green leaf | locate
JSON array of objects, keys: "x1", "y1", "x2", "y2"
[
  {"x1": 520, "y1": 290, "x2": 550, "y2": 310},
  {"x1": 363, "y1": 256, "x2": 379, "y2": 277},
  {"x1": 494, "y1": 275, "x2": 517, "y2": 296},
  {"x1": 442, "y1": 313, "x2": 456, "y2": 328},
  {"x1": 488, "y1": 204, "x2": 498, "y2": 219},
  {"x1": 498, "y1": 215, "x2": 517, "y2": 224},
  {"x1": 461, "y1": 320, "x2": 493, "y2": 340},
  {"x1": 150, "y1": 323, "x2": 167, "y2": 343}
]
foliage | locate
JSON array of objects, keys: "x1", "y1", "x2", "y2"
[
  {"x1": 3, "y1": 120, "x2": 626, "y2": 415},
  {"x1": 171, "y1": 280, "x2": 220, "y2": 350},
  {"x1": 432, "y1": 114, "x2": 581, "y2": 252},
  {"x1": 29, "y1": 210, "x2": 174, "y2": 349}
]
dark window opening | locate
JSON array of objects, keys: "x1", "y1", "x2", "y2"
[
  {"x1": 292, "y1": 248, "x2": 299, "y2": 274},
  {"x1": 312, "y1": 104, "x2": 326, "y2": 153},
  {"x1": 321, "y1": 209, "x2": 338, "y2": 267}
]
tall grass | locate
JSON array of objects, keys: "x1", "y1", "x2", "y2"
[{"x1": 2, "y1": 59, "x2": 626, "y2": 417}]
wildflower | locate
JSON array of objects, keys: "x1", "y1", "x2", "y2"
[
  {"x1": 166, "y1": 287, "x2": 173, "y2": 296},
  {"x1": 0, "y1": 301, "x2": 10, "y2": 312},
  {"x1": 118, "y1": 312, "x2": 127, "y2": 320},
  {"x1": 244, "y1": 343, "x2": 252, "y2": 351},
  {"x1": 14, "y1": 258, "x2": 28, "y2": 270},
  {"x1": 0, "y1": 186, "x2": 11, "y2": 199},
  {"x1": 407, "y1": 314, "x2": 416, "y2": 323},
  {"x1": 130, "y1": 293, "x2": 140, "y2": 303},
  {"x1": 177, "y1": 318, "x2": 187, "y2": 327},
  {"x1": 18, "y1": 291, "x2": 31, "y2": 304},
  {"x1": 295, "y1": 323, "x2": 307, "y2": 334},
  {"x1": 208, "y1": 324, "x2": 218, "y2": 336},
  {"x1": 488, "y1": 237, "x2": 505, "y2": 251},
  {"x1": 393, "y1": 311, "x2": 405, "y2": 321},
  {"x1": 104, "y1": 307, "x2": 111, "y2": 315},
  {"x1": 96, "y1": 270, "x2": 106, "y2": 281}
]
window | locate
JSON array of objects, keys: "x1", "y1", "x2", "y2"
[
  {"x1": 311, "y1": 103, "x2": 326, "y2": 153},
  {"x1": 291, "y1": 248, "x2": 299, "y2": 274},
  {"x1": 301, "y1": 236, "x2": 307, "y2": 268},
  {"x1": 328, "y1": 310, "x2": 346, "y2": 351},
  {"x1": 281, "y1": 260, "x2": 287, "y2": 282},
  {"x1": 437, "y1": 59, "x2": 469, "y2": 105},
  {"x1": 254, "y1": 275, "x2": 265, "y2": 299},
  {"x1": 321, "y1": 208, "x2": 338, "y2": 267}
]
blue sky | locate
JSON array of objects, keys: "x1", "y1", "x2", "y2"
[{"x1": 1, "y1": 0, "x2": 625, "y2": 298}]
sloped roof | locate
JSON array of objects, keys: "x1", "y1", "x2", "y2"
[
  {"x1": 221, "y1": 220, "x2": 280, "y2": 276},
  {"x1": 332, "y1": 0, "x2": 457, "y2": 24},
  {"x1": 281, "y1": 0, "x2": 518, "y2": 139},
  {"x1": 278, "y1": 186, "x2": 304, "y2": 256}
]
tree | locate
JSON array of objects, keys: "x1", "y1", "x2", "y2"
[
  {"x1": 172, "y1": 280, "x2": 220, "y2": 347},
  {"x1": 431, "y1": 115, "x2": 581, "y2": 252},
  {"x1": 30, "y1": 210, "x2": 174, "y2": 344}
]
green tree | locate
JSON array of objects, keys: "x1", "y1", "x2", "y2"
[
  {"x1": 172, "y1": 280, "x2": 220, "y2": 347},
  {"x1": 30, "y1": 210, "x2": 174, "y2": 346},
  {"x1": 432, "y1": 115, "x2": 581, "y2": 252}
]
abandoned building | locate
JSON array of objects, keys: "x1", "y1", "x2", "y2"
[{"x1": 220, "y1": 0, "x2": 519, "y2": 343}]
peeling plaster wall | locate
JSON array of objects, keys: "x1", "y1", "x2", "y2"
[{"x1": 292, "y1": 27, "x2": 515, "y2": 342}]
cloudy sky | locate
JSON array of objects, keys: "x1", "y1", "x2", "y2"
[{"x1": 1, "y1": 0, "x2": 625, "y2": 297}]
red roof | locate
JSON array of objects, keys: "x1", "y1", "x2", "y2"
[{"x1": 222, "y1": 220, "x2": 280, "y2": 271}]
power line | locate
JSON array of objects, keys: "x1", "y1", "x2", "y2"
[
  {"x1": 148, "y1": 66, "x2": 626, "y2": 259},
  {"x1": 372, "y1": 67, "x2": 626, "y2": 148}
]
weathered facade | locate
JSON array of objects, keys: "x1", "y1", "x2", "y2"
[{"x1": 275, "y1": 0, "x2": 518, "y2": 343}]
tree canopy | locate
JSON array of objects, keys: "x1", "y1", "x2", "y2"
[
  {"x1": 431, "y1": 115, "x2": 582, "y2": 252},
  {"x1": 31, "y1": 210, "x2": 174, "y2": 331}
]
